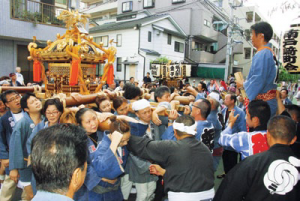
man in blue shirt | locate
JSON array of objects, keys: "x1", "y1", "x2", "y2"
[
  {"x1": 9, "y1": 93, "x2": 43, "y2": 200},
  {"x1": 219, "y1": 100, "x2": 271, "y2": 160},
  {"x1": 280, "y1": 89, "x2": 293, "y2": 105},
  {"x1": 236, "y1": 22, "x2": 278, "y2": 117},
  {"x1": 31, "y1": 124, "x2": 88, "y2": 201},
  {"x1": 218, "y1": 93, "x2": 246, "y2": 178},
  {"x1": 0, "y1": 90, "x2": 25, "y2": 201},
  {"x1": 191, "y1": 99, "x2": 215, "y2": 152}
]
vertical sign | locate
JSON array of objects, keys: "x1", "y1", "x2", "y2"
[{"x1": 282, "y1": 27, "x2": 300, "y2": 73}]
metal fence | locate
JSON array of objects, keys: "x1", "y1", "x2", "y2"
[{"x1": 11, "y1": 0, "x2": 66, "y2": 26}]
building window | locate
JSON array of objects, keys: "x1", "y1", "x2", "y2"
[
  {"x1": 232, "y1": 67, "x2": 243, "y2": 74},
  {"x1": 172, "y1": 0, "x2": 186, "y2": 3},
  {"x1": 204, "y1": 19, "x2": 211, "y2": 27},
  {"x1": 93, "y1": 37, "x2": 101, "y2": 44},
  {"x1": 117, "y1": 14, "x2": 136, "y2": 21},
  {"x1": 117, "y1": 34, "x2": 122, "y2": 47},
  {"x1": 244, "y1": 48, "x2": 251, "y2": 59},
  {"x1": 211, "y1": 42, "x2": 218, "y2": 52},
  {"x1": 245, "y1": 29, "x2": 251, "y2": 41},
  {"x1": 148, "y1": 31, "x2": 152, "y2": 42},
  {"x1": 174, "y1": 41, "x2": 184, "y2": 53},
  {"x1": 246, "y1": 12, "x2": 253, "y2": 23},
  {"x1": 213, "y1": 0, "x2": 223, "y2": 7},
  {"x1": 255, "y1": 13, "x2": 261, "y2": 22},
  {"x1": 167, "y1": 34, "x2": 172, "y2": 45},
  {"x1": 194, "y1": 42, "x2": 202, "y2": 51},
  {"x1": 101, "y1": 36, "x2": 109, "y2": 47},
  {"x1": 117, "y1": 57, "x2": 122, "y2": 72},
  {"x1": 55, "y1": 0, "x2": 67, "y2": 5},
  {"x1": 122, "y1": 1, "x2": 133, "y2": 13},
  {"x1": 144, "y1": 0, "x2": 154, "y2": 8},
  {"x1": 93, "y1": 36, "x2": 109, "y2": 47}
]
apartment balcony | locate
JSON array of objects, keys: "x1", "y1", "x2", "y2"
[
  {"x1": 11, "y1": 0, "x2": 66, "y2": 27},
  {"x1": 83, "y1": 0, "x2": 118, "y2": 15},
  {"x1": 81, "y1": 0, "x2": 102, "y2": 3},
  {"x1": 190, "y1": 50, "x2": 214, "y2": 63},
  {"x1": 213, "y1": 45, "x2": 226, "y2": 63},
  {"x1": 92, "y1": 16, "x2": 116, "y2": 25},
  {"x1": 0, "y1": 0, "x2": 66, "y2": 42}
]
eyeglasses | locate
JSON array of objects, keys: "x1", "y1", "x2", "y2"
[
  {"x1": 46, "y1": 111, "x2": 59, "y2": 116},
  {"x1": 7, "y1": 95, "x2": 21, "y2": 103},
  {"x1": 192, "y1": 104, "x2": 201, "y2": 109}
]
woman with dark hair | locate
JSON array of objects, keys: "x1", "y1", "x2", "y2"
[
  {"x1": 113, "y1": 96, "x2": 129, "y2": 115},
  {"x1": 74, "y1": 108, "x2": 130, "y2": 201},
  {"x1": 27, "y1": 98, "x2": 64, "y2": 154},
  {"x1": 94, "y1": 95, "x2": 114, "y2": 113},
  {"x1": 112, "y1": 96, "x2": 137, "y2": 118}
]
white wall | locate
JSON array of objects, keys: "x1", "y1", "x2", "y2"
[
  {"x1": 90, "y1": 17, "x2": 185, "y2": 82},
  {"x1": 140, "y1": 23, "x2": 185, "y2": 61},
  {"x1": 90, "y1": 28, "x2": 140, "y2": 80}
]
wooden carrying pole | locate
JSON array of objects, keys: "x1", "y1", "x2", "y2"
[
  {"x1": 234, "y1": 72, "x2": 247, "y2": 98},
  {"x1": 0, "y1": 86, "x2": 46, "y2": 94}
]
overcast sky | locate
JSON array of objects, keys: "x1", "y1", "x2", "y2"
[{"x1": 244, "y1": 0, "x2": 300, "y2": 34}]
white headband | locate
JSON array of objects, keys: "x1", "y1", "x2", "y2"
[
  {"x1": 132, "y1": 99, "x2": 150, "y2": 111},
  {"x1": 208, "y1": 92, "x2": 221, "y2": 103},
  {"x1": 173, "y1": 121, "x2": 197, "y2": 135}
]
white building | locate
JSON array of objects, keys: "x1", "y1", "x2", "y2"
[
  {"x1": 83, "y1": 0, "x2": 240, "y2": 81},
  {"x1": 213, "y1": 0, "x2": 281, "y2": 77},
  {"x1": 81, "y1": 0, "x2": 118, "y2": 27},
  {"x1": 89, "y1": 14, "x2": 186, "y2": 83}
]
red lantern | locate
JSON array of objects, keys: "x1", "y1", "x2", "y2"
[
  {"x1": 33, "y1": 60, "x2": 42, "y2": 82},
  {"x1": 69, "y1": 59, "x2": 80, "y2": 86},
  {"x1": 106, "y1": 64, "x2": 114, "y2": 85}
]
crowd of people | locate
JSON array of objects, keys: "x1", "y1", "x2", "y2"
[{"x1": 0, "y1": 21, "x2": 299, "y2": 201}]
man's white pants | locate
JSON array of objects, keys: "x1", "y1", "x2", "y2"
[{"x1": 121, "y1": 174, "x2": 156, "y2": 201}]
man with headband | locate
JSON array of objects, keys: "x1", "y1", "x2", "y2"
[
  {"x1": 122, "y1": 99, "x2": 158, "y2": 201},
  {"x1": 128, "y1": 115, "x2": 214, "y2": 201}
]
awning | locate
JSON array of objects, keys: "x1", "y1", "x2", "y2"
[
  {"x1": 192, "y1": 66, "x2": 225, "y2": 79},
  {"x1": 140, "y1": 48, "x2": 160, "y2": 56},
  {"x1": 194, "y1": 35, "x2": 217, "y2": 43},
  {"x1": 152, "y1": 25, "x2": 186, "y2": 39},
  {"x1": 122, "y1": 60, "x2": 139, "y2": 65}
]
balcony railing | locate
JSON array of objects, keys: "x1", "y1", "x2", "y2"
[
  {"x1": 87, "y1": 0, "x2": 117, "y2": 8},
  {"x1": 11, "y1": 0, "x2": 66, "y2": 27}
]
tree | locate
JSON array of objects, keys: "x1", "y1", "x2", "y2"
[
  {"x1": 278, "y1": 65, "x2": 300, "y2": 83},
  {"x1": 150, "y1": 56, "x2": 170, "y2": 64}
]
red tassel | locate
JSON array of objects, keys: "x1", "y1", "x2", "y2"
[
  {"x1": 244, "y1": 97, "x2": 250, "y2": 132},
  {"x1": 106, "y1": 64, "x2": 114, "y2": 85},
  {"x1": 69, "y1": 59, "x2": 80, "y2": 86},
  {"x1": 33, "y1": 60, "x2": 41, "y2": 82}
]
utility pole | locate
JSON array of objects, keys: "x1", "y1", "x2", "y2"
[
  {"x1": 224, "y1": 1, "x2": 233, "y2": 81},
  {"x1": 224, "y1": 0, "x2": 243, "y2": 81}
]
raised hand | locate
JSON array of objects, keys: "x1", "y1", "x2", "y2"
[
  {"x1": 168, "y1": 110, "x2": 179, "y2": 120},
  {"x1": 228, "y1": 109, "x2": 239, "y2": 128}
]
